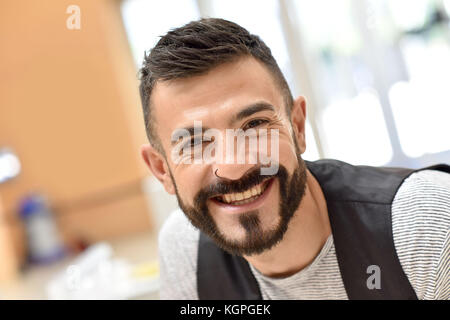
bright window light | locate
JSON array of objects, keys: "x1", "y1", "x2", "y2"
[
  {"x1": 321, "y1": 89, "x2": 393, "y2": 166},
  {"x1": 389, "y1": 38, "x2": 450, "y2": 157},
  {"x1": 292, "y1": 0, "x2": 361, "y2": 55},
  {"x1": 303, "y1": 121, "x2": 320, "y2": 161},
  {"x1": 387, "y1": 0, "x2": 429, "y2": 31}
]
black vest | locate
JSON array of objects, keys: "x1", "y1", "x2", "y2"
[{"x1": 197, "y1": 159, "x2": 450, "y2": 300}]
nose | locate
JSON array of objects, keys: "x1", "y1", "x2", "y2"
[
  {"x1": 207, "y1": 127, "x2": 263, "y2": 180},
  {"x1": 212, "y1": 163, "x2": 256, "y2": 181}
]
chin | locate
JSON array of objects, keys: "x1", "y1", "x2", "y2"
[{"x1": 215, "y1": 208, "x2": 282, "y2": 242}]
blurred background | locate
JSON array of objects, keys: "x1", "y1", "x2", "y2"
[{"x1": 0, "y1": 0, "x2": 449, "y2": 299}]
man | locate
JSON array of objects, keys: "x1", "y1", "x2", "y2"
[{"x1": 138, "y1": 18, "x2": 449, "y2": 299}]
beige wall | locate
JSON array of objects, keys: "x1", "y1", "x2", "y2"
[{"x1": 0, "y1": 0, "x2": 153, "y2": 281}]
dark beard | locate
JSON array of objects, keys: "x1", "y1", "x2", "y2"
[{"x1": 172, "y1": 155, "x2": 307, "y2": 256}]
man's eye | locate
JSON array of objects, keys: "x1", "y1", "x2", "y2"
[
  {"x1": 244, "y1": 119, "x2": 269, "y2": 130},
  {"x1": 189, "y1": 137, "x2": 203, "y2": 147}
]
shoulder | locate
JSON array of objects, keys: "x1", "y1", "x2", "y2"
[
  {"x1": 393, "y1": 169, "x2": 450, "y2": 227},
  {"x1": 392, "y1": 169, "x2": 450, "y2": 299},
  {"x1": 158, "y1": 209, "x2": 200, "y2": 299},
  {"x1": 159, "y1": 208, "x2": 200, "y2": 247},
  {"x1": 306, "y1": 159, "x2": 416, "y2": 203}
]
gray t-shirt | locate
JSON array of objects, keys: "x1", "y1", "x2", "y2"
[{"x1": 158, "y1": 170, "x2": 450, "y2": 300}]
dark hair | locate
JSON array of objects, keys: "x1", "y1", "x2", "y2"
[{"x1": 139, "y1": 18, "x2": 293, "y2": 154}]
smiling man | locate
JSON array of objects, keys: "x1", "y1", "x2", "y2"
[{"x1": 139, "y1": 18, "x2": 450, "y2": 300}]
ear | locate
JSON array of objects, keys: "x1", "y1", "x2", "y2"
[
  {"x1": 290, "y1": 96, "x2": 307, "y2": 154},
  {"x1": 141, "y1": 144, "x2": 176, "y2": 195}
]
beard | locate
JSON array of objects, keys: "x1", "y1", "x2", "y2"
[{"x1": 171, "y1": 149, "x2": 307, "y2": 256}]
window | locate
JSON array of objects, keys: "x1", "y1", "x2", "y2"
[{"x1": 121, "y1": 0, "x2": 450, "y2": 167}]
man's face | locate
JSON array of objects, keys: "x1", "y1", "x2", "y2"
[{"x1": 146, "y1": 57, "x2": 308, "y2": 256}]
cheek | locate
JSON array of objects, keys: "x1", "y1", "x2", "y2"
[
  {"x1": 277, "y1": 133, "x2": 299, "y2": 168},
  {"x1": 173, "y1": 166, "x2": 206, "y2": 204}
]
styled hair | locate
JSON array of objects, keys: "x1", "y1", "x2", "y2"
[{"x1": 139, "y1": 18, "x2": 293, "y2": 153}]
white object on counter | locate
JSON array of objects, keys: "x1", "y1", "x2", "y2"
[{"x1": 46, "y1": 242, "x2": 159, "y2": 300}]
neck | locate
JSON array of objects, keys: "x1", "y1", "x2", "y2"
[{"x1": 244, "y1": 169, "x2": 331, "y2": 278}]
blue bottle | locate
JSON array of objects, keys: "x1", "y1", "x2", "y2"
[{"x1": 19, "y1": 194, "x2": 65, "y2": 264}]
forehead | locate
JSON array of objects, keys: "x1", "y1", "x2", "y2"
[{"x1": 151, "y1": 57, "x2": 284, "y2": 140}]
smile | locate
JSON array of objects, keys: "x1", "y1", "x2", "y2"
[{"x1": 212, "y1": 178, "x2": 273, "y2": 206}]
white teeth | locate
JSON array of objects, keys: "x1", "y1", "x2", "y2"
[{"x1": 218, "y1": 180, "x2": 270, "y2": 204}]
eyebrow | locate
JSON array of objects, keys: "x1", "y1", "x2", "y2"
[
  {"x1": 170, "y1": 102, "x2": 275, "y2": 146},
  {"x1": 229, "y1": 102, "x2": 275, "y2": 126}
]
